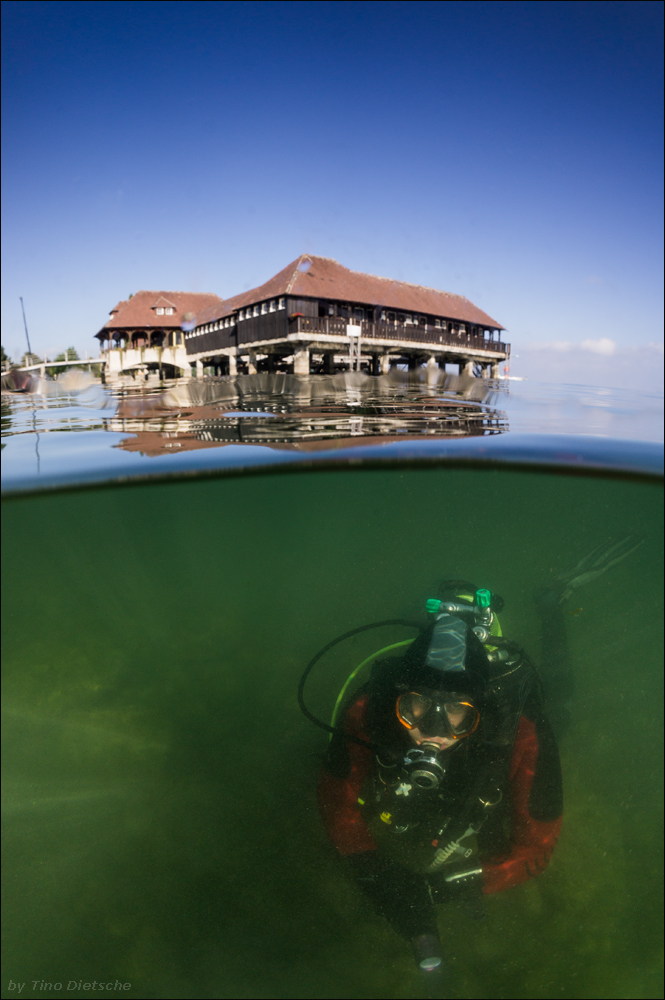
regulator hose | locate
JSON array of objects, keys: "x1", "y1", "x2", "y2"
[{"x1": 297, "y1": 619, "x2": 424, "y2": 749}]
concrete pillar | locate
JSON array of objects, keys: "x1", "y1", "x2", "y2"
[
  {"x1": 247, "y1": 351, "x2": 258, "y2": 375},
  {"x1": 323, "y1": 352, "x2": 336, "y2": 374},
  {"x1": 491, "y1": 362, "x2": 500, "y2": 379},
  {"x1": 196, "y1": 359, "x2": 204, "y2": 377},
  {"x1": 228, "y1": 354, "x2": 237, "y2": 376},
  {"x1": 380, "y1": 353, "x2": 391, "y2": 375},
  {"x1": 425, "y1": 355, "x2": 439, "y2": 386},
  {"x1": 293, "y1": 348, "x2": 310, "y2": 375}
]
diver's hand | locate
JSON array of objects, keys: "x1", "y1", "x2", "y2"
[{"x1": 428, "y1": 865, "x2": 484, "y2": 904}]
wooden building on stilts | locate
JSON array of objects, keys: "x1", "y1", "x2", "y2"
[{"x1": 185, "y1": 255, "x2": 509, "y2": 377}]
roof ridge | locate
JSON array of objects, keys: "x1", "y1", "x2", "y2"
[
  {"x1": 129, "y1": 290, "x2": 224, "y2": 297},
  {"x1": 285, "y1": 254, "x2": 311, "y2": 294}
]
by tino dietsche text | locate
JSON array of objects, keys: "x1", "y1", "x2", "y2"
[{"x1": 7, "y1": 983, "x2": 131, "y2": 994}]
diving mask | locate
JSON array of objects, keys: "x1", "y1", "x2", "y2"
[{"x1": 396, "y1": 690, "x2": 480, "y2": 740}]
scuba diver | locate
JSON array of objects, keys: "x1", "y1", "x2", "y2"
[{"x1": 299, "y1": 540, "x2": 640, "y2": 978}]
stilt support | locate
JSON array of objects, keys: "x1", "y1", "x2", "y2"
[{"x1": 293, "y1": 348, "x2": 310, "y2": 375}]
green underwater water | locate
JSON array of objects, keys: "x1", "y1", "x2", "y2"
[{"x1": 2, "y1": 466, "x2": 663, "y2": 1000}]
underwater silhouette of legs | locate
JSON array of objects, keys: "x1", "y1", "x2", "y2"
[
  {"x1": 538, "y1": 536, "x2": 643, "y2": 606},
  {"x1": 535, "y1": 537, "x2": 642, "y2": 739}
]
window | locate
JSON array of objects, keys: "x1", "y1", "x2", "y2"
[
  {"x1": 404, "y1": 315, "x2": 413, "y2": 325},
  {"x1": 253, "y1": 305, "x2": 260, "y2": 317},
  {"x1": 380, "y1": 310, "x2": 387, "y2": 321},
  {"x1": 156, "y1": 307, "x2": 164, "y2": 315},
  {"x1": 354, "y1": 307, "x2": 364, "y2": 321},
  {"x1": 278, "y1": 298, "x2": 285, "y2": 309},
  {"x1": 261, "y1": 302, "x2": 267, "y2": 314},
  {"x1": 269, "y1": 300, "x2": 276, "y2": 312},
  {"x1": 419, "y1": 316, "x2": 427, "y2": 326},
  {"x1": 239, "y1": 309, "x2": 245, "y2": 320},
  {"x1": 387, "y1": 311, "x2": 395, "y2": 322},
  {"x1": 165, "y1": 308, "x2": 175, "y2": 316},
  {"x1": 434, "y1": 319, "x2": 441, "y2": 328}
]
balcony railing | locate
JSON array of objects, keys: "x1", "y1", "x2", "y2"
[{"x1": 289, "y1": 316, "x2": 507, "y2": 354}]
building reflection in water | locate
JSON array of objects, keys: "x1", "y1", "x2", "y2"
[{"x1": 108, "y1": 370, "x2": 508, "y2": 458}]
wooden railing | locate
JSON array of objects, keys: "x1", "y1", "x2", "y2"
[{"x1": 290, "y1": 316, "x2": 507, "y2": 354}]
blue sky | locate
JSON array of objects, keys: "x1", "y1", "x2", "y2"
[{"x1": 2, "y1": 1, "x2": 663, "y2": 387}]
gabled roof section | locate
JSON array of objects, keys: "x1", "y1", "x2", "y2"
[
  {"x1": 151, "y1": 295, "x2": 178, "y2": 310},
  {"x1": 194, "y1": 255, "x2": 504, "y2": 329},
  {"x1": 98, "y1": 290, "x2": 224, "y2": 334}
]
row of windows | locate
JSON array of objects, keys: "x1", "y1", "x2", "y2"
[
  {"x1": 317, "y1": 303, "x2": 493, "y2": 336},
  {"x1": 186, "y1": 316, "x2": 238, "y2": 338},
  {"x1": 185, "y1": 300, "x2": 496, "y2": 339},
  {"x1": 155, "y1": 307, "x2": 175, "y2": 316},
  {"x1": 186, "y1": 298, "x2": 286, "y2": 338},
  {"x1": 381, "y1": 313, "x2": 468, "y2": 334},
  {"x1": 187, "y1": 318, "x2": 233, "y2": 338},
  {"x1": 238, "y1": 298, "x2": 285, "y2": 320}
]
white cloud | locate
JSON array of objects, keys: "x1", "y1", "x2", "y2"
[
  {"x1": 527, "y1": 340, "x2": 574, "y2": 352},
  {"x1": 509, "y1": 341, "x2": 664, "y2": 392},
  {"x1": 522, "y1": 338, "x2": 617, "y2": 355},
  {"x1": 580, "y1": 338, "x2": 616, "y2": 355}
]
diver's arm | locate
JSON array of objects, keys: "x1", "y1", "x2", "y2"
[{"x1": 482, "y1": 713, "x2": 562, "y2": 894}]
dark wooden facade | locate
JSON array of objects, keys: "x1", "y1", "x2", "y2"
[
  {"x1": 184, "y1": 256, "x2": 509, "y2": 374},
  {"x1": 187, "y1": 298, "x2": 507, "y2": 357}
]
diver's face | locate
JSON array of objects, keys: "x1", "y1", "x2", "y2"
[{"x1": 408, "y1": 699, "x2": 470, "y2": 750}]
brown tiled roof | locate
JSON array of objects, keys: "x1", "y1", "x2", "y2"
[
  {"x1": 99, "y1": 290, "x2": 224, "y2": 334},
  {"x1": 195, "y1": 255, "x2": 504, "y2": 329}
]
